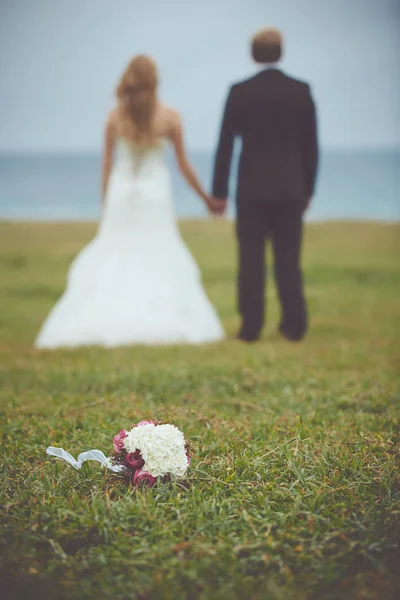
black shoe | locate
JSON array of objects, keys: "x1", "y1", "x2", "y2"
[
  {"x1": 236, "y1": 328, "x2": 260, "y2": 343},
  {"x1": 279, "y1": 326, "x2": 305, "y2": 342}
]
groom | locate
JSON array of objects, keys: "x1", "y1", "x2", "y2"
[{"x1": 211, "y1": 28, "x2": 318, "y2": 342}]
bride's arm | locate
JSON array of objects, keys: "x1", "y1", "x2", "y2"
[
  {"x1": 101, "y1": 113, "x2": 117, "y2": 207},
  {"x1": 170, "y1": 113, "x2": 215, "y2": 210}
]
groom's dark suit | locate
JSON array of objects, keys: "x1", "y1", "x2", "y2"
[{"x1": 212, "y1": 68, "x2": 318, "y2": 340}]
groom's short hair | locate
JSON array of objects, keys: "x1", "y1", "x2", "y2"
[{"x1": 251, "y1": 28, "x2": 283, "y2": 63}]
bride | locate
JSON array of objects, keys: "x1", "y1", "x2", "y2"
[{"x1": 35, "y1": 56, "x2": 224, "y2": 348}]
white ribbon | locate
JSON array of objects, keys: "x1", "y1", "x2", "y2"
[{"x1": 46, "y1": 446, "x2": 126, "y2": 473}]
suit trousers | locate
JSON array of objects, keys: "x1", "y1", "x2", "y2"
[{"x1": 236, "y1": 201, "x2": 307, "y2": 340}]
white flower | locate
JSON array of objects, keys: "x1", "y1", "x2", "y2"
[{"x1": 123, "y1": 423, "x2": 189, "y2": 478}]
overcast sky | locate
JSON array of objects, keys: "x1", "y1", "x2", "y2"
[{"x1": 0, "y1": 0, "x2": 399, "y2": 152}]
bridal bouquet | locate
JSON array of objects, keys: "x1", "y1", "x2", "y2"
[
  {"x1": 46, "y1": 419, "x2": 190, "y2": 489},
  {"x1": 112, "y1": 420, "x2": 190, "y2": 487}
]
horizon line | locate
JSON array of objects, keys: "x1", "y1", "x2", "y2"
[{"x1": 0, "y1": 145, "x2": 399, "y2": 156}]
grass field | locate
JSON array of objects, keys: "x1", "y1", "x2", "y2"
[{"x1": 0, "y1": 220, "x2": 399, "y2": 600}]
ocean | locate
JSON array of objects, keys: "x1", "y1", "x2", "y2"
[{"x1": 0, "y1": 150, "x2": 399, "y2": 221}]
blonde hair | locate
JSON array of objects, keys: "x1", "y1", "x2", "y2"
[
  {"x1": 116, "y1": 55, "x2": 158, "y2": 145},
  {"x1": 251, "y1": 28, "x2": 283, "y2": 64}
]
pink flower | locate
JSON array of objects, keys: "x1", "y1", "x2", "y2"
[
  {"x1": 185, "y1": 443, "x2": 191, "y2": 467},
  {"x1": 125, "y1": 450, "x2": 144, "y2": 471},
  {"x1": 113, "y1": 429, "x2": 127, "y2": 453},
  {"x1": 135, "y1": 420, "x2": 154, "y2": 427},
  {"x1": 133, "y1": 469, "x2": 157, "y2": 488}
]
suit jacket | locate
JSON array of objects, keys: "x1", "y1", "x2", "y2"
[{"x1": 212, "y1": 68, "x2": 318, "y2": 207}]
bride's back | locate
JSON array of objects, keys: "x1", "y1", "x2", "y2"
[
  {"x1": 101, "y1": 54, "x2": 210, "y2": 213},
  {"x1": 113, "y1": 104, "x2": 178, "y2": 149}
]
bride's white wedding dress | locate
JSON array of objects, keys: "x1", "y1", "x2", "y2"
[{"x1": 35, "y1": 139, "x2": 224, "y2": 348}]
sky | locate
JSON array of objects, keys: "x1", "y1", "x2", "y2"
[{"x1": 0, "y1": 0, "x2": 399, "y2": 152}]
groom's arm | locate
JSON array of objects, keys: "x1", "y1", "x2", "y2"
[
  {"x1": 212, "y1": 87, "x2": 237, "y2": 201},
  {"x1": 303, "y1": 87, "x2": 319, "y2": 202}
]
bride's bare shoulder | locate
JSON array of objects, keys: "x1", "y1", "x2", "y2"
[
  {"x1": 105, "y1": 108, "x2": 119, "y2": 127},
  {"x1": 156, "y1": 104, "x2": 182, "y2": 134},
  {"x1": 103, "y1": 108, "x2": 120, "y2": 139},
  {"x1": 166, "y1": 105, "x2": 182, "y2": 125}
]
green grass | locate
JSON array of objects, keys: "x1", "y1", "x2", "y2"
[{"x1": 0, "y1": 220, "x2": 399, "y2": 600}]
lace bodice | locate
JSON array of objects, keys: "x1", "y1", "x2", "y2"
[{"x1": 116, "y1": 138, "x2": 167, "y2": 175}]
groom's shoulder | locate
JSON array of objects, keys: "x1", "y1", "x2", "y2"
[
  {"x1": 230, "y1": 73, "x2": 258, "y2": 89},
  {"x1": 228, "y1": 71, "x2": 263, "y2": 91},
  {"x1": 285, "y1": 74, "x2": 310, "y2": 91},
  {"x1": 226, "y1": 77, "x2": 256, "y2": 102},
  {"x1": 227, "y1": 80, "x2": 244, "y2": 95},
  {"x1": 281, "y1": 73, "x2": 314, "y2": 100}
]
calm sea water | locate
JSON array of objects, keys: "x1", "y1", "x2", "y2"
[{"x1": 0, "y1": 150, "x2": 399, "y2": 221}]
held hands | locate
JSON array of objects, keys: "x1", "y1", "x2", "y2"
[
  {"x1": 205, "y1": 196, "x2": 227, "y2": 217},
  {"x1": 205, "y1": 196, "x2": 310, "y2": 216}
]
